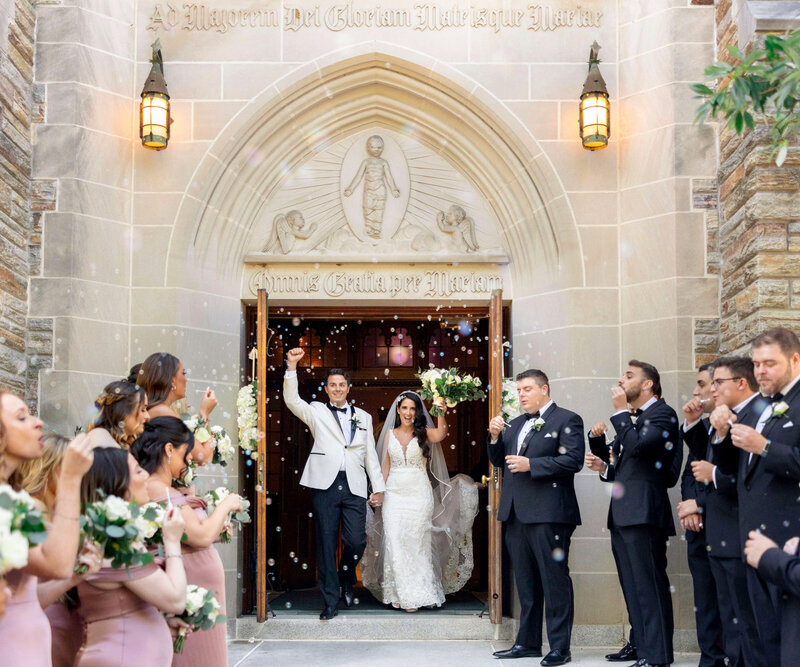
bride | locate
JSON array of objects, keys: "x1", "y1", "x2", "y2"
[{"x1": 361, "y1": 391, "x2": 478, "y2": 611}]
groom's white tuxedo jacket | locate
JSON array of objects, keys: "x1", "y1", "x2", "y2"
[{"x1": 283, "y1": 373, "x2": 386, "y2": 498}]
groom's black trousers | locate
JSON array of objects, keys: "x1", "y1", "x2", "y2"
[
  {"x1": 311, "y1": 471, "x2": 367, "y2": 609},
  {"x1": 506, "y1": 510, "x2": 575, "y2": 650}
]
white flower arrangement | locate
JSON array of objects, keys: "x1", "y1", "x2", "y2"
[
  {"x1": 501, "y1": 377, "x2": 521, "y2": 422},
  {"x1": 773, "y1": 401, "x2": 790, "y2": 418},
  {"x1": 210, "y1": 425, "x2": 235, "y2": 466},
  {"x1": 532, "y1": 417, "x2": 546, "y2": 431},
  {"x1": 173, "y1": 585, "x2": 225, "y2": 653},
  {"x1": 102, "y1": 495, "x2": 132, "y2": 522},
  {"x1": 0, "y1": 484, "x2": 47, "y2": 574},
  {"x1": 173, "y1": 462, "x2": 195, "y2": 489},
  {"x1": 416, "y1": 366, "x2": 485, "y2": 417},
  {"x1": 133, "y1": 502, "x2": 165, "y2": 542},
  {"x1": 203, "y1": 487, "x2": 251, "y2": 544},
  {"x1": 237, "y1": 382, "x2": 259, "y2": 459}
]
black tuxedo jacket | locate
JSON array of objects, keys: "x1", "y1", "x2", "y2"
[
  {"x1": 680, "y1": 448, "x2": 707, "y2": 545},
  {"x1": 487, "y1": 403, "x2": 584, "y2": 525},
  {"x1": 758, "y1": 546, "x2": 800, "y2": 667},
  {"x1": 725, "y1": 382, "x2": 800, "y2": 549},
  {"x1": 588, "y1": 399, "x2": 679, "y2": 535},
  {"x1": 683, "y1": 418, "x2": 743, "y2": 558}
]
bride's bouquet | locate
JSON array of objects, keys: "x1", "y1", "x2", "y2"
[
  {"x1": 501, "y1": 377, "x2": 522, "y2": 422},
  {"x1": 0, "y1": 484, "x2": 47, "y2": 574},
  {"x1": 76, "y1": 494, "x2": 154, "y2": 573},
  {"x1": 416, "y1": 366, "x2": 485, "y2": 417},
  {"x1": 173, "y1": 585, "x2": 225, "y2": 653},
  {"x1": 203, "y1": 487, "x2": 251, "y2": 543}
]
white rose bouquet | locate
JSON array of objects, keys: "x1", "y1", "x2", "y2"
[
  {"x1": 237, "y1": 383, "x2": 259, "y2": 460},
  {"x1": 0, "y1": 484, "x2": 47, "y2": 574},
  {"x1": 172, "y1": 462, "x2": 196, "y2": 489},
  {"x1": 173, "y1": 585, "x2": 225, "y2": 653},
  {"x1": 416, "y1": 366, "x2": 486, "y2": 417},
  {"x1": 203, "y1": 487, "x2": 250, "y2": 544},
  {"x1": 210, "y1": 425, "x2": 235, "y2": 467},
  {"x1": 501, "y1": 377, "x2": 521, "y2": 422},
  {"x1": 76, "y1": 494, "x2": 154, "y2": 573},
  {"x1": 134, "y1": 502, "x2": 166, "y2": 547}
]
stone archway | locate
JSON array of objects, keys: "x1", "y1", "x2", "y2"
[{"x1": 163, "y1": 43, "x2": 585, "y2": 295}]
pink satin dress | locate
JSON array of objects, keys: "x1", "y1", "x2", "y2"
[
  {"x1": 75, "y1": 563, "x2": 172, "y2": 666},
  {"x1": 0, "y1": 569, "x2": 51, "y2": 665},
  {"x1": 46, "y1": 600, "x2": 82, "y2": 667},
  {"x1": 158, "y1": 489, "x2": 227, "y2": 667}
]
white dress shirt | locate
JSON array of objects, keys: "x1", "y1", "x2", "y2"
[{"x1": 516, "y1": 400, "x2": 553, "y2": 453}]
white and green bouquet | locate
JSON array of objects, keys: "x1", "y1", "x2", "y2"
[
  {"x1": 210, "y1": 425, "x2": 235, "y2": 466},
  {"x1": 0, "y1": 484, "x2": 47, "y2": 574},
  {"x1": 134, "y1": 501, "x2": 166, "y2": 548},
  {"x1": 203, "y1": 487, "x2": 250, "y2": 544},
  {"x1": 501, "y1": 377, "x2": 522, "y2": 422},
  {"x1": 173, "y1": 461, "x2": 196, "y2": 489},
  {"x1": 173, "y1": 585, "x2": 225, "y2": 653},
  {"x1": 416, "y1": 366, "x2": 486, "y2": 417},
  {"x1": 76, "y1": 494, "x2": 154, "y2": 573},
  {"x1": 237, "y1": 382, "x2": 259, "y2": 460}
]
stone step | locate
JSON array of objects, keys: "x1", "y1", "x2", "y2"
[{"x1": 233, "y1": 613, "x2": 516, "y2": 641}]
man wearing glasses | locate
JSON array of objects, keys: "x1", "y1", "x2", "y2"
[{"x1": 686, "y1": 357, "x2": 765, "y2": 667}]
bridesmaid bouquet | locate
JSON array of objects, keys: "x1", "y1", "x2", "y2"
[
  {"x1": 203, "y1": 487, "x2": 251, "y2": 543},
  {"x1": 135, "y1": 502, "x2": 166, "y2": 547},
  {"x1": 173, "y1": 462, "x2": 196, "y2": 489},
  {"x1": 76, "y1": 495, "x2": 154, "y2": 573},
  {"x1": 237, "y1": 382, "x2": 259, "y2": 459},
  {"x1": 0, "y1": 484, "x2": 47, "y2": 574},
  {"x1": 210, "y1": 425, "x2": 235, "y2": 466},
  {"x1": 501, "y1": 377, "x2": 522, "y2": 422},
  {"x1": 417, "y1": 366, "x2": 485, "y2": 417},
  {"x1": 173, "y1": 585, "x2": 225, "y2": 653}
]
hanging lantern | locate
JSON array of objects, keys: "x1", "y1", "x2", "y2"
[
  {"x1": 579, "y1": 41, "x2": 610, "y2": 151},
  {"x1": 139, "y1": 40, "x2": 171, "y2": 150}
]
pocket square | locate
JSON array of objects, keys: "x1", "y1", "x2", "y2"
[
  {"x1": 544, "y1": 433, "x2": 553, "y2": 438},
  {"x1": 783, "y1": 421, "x2": 794, "y2": 428}
]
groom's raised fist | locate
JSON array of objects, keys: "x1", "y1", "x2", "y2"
[{"x1": 286, "y1": 347, "x2": 304, "y2": 370}]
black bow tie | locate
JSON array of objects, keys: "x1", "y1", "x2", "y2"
[
  {"x1": 524, "y1": 411, "x2": 540, "y2": 420},
  {"x1": 328, "y1": 404, "x2": 347, "y2": 414},
  {"x1": 632, "y1": 409, "x2": 644, "y2": 417},
  {"x1": 772, "y1": 393, "x2": 784, "y2": 403}
]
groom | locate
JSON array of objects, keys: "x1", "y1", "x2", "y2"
[{"x1": 283, "y1": 348, "x2": 385, "y2": 619}]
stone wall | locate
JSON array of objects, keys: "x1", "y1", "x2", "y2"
[
  {"x1": 0, "y1": 0, "x2": 35, "y2": 399},
  {"x1": 713, "y1": 0, "x2": 800, "y2": 354}
]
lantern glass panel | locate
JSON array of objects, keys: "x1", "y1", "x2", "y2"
[{"x1": 140, "y1": 92, "x2": 170, "y2": 150}]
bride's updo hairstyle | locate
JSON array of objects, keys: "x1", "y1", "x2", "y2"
[
  {"x1": 131, "y1": 416, "x2": 194, "y2": 475},
  {"x1": 90, "y1": 380, "x2": 146, "y2": 447},
  {"x1": 395, "y1": 392, "x2": 431, "y2": 460},
  {"x1": 138, "y1": 352, "x2": 181, "y2": 409}
]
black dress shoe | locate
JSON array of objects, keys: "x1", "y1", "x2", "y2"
[
  {"x1": 341, "y1": 582, "x2": 354, "y2": 608},
  {"x1": 541, "y1": 649, "x2": 571, "y2": 666},
  {"x1": 492, "y1": 644, "x2": 542, "y2": 659},
  {"x1": 606, "y1": 642, "x2": 637, "y2": 662},
  {"x1": 628, "y1": 660, "x2": 666, "y2": 667},
  {"x1": 319, "y1": 605, "x2": 338, "y2": 620}
]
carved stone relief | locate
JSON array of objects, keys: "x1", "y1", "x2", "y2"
[{"x1": 253, "y1": 128, "x2": 505, "y2": 258}]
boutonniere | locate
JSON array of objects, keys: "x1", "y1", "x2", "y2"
[
  {"x1": 351, "y1": 413, "x2": 365, "y2": 431},
  {"x1": 772, "y1": 401, "x2": 790, "y2": 418},
  {"x1": 532, "y1": 417, "x2": 545, "y2": 431}
]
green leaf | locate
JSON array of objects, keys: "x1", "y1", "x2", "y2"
[
  {"x1": 105, "y1": 524, "x2": 126, "y2": 539},
  {"x1": 691, "y1": 83, "x2": 714, "y2": 96}
]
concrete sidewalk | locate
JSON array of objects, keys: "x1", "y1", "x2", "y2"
[{"x1": 228, "y1": 640, "x2": 700, "y2": 666}]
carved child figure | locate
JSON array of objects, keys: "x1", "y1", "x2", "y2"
[
  {"x1": 343, "y1": 135, "x2": 400, "y2": 239},
  {"x1": 269, "y1": 209, "x2": 317, "y2": 254},
  {"x1": 437, "y1": 204, "x2": 479, "y2": 252}
]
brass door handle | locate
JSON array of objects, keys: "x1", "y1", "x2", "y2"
[{"x1": 481, "y1": 475, "x2": 490, "y2": 485}]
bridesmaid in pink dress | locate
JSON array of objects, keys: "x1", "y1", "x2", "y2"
[
  {"x1": 87, "y1": 380, "x2": 150, "y2": 449},
  {"x1": 133, "y1": 416, "x2": 243, "y2": 667},
  {"x1": 15, "y1": 431, "x2": 103, "y2": 667},
  {"x1": 0, "y1": 391, "x2": 94, "y2": 664},
  {"x1": 73, "y1": 447, "x2": 188, "y2": 667}
]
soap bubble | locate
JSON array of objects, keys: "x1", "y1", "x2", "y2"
[
  {"x1": 611, "y1": 483, "x2": 625, "y2": 499},
  {"x1": 552, "y1": 548, "x2": 565, "y2": 562},
  {"x1": 267, "y1": 558, "x2": 275, "y2": 566}
]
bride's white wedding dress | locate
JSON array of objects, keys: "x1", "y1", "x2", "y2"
[{"x1": 380, "y1": 432, "x2": 446, "y2": 608}]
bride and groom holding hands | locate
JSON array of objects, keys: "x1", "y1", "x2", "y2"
[{"x1": 283, "y1": 347, "x2": 478, "y2": 620}]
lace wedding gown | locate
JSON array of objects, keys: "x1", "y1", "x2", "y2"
[{"x1": 380, "y1": 432, "x2": 446, "y2": 608}]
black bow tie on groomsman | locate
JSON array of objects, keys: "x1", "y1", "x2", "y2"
[
  {"x1": 630, "y1": 408, "x2": 643, "y2": 424},
  {"x1": 524, "y1": 411, "x2": 540, "y2": 421}
]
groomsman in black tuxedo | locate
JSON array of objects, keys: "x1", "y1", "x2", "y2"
[
  {"x1": 488, "y1": 369, "x2": 584, "y2": 666},
  {"x1": 718, "y1": 328, "x2": 800, "y2": 666},
  {"x1": 683, "y1": 358, "x2": 763, "y2": 667},
  {"x1": 744, "y1": 530, "x2": 800, "y2": 667},
  {"x1": 587, "y1": 360, "x2": 679, "y2": 667},
  {"x1": 675, "y1": 363, "x2": 726, "y2": 667}
]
